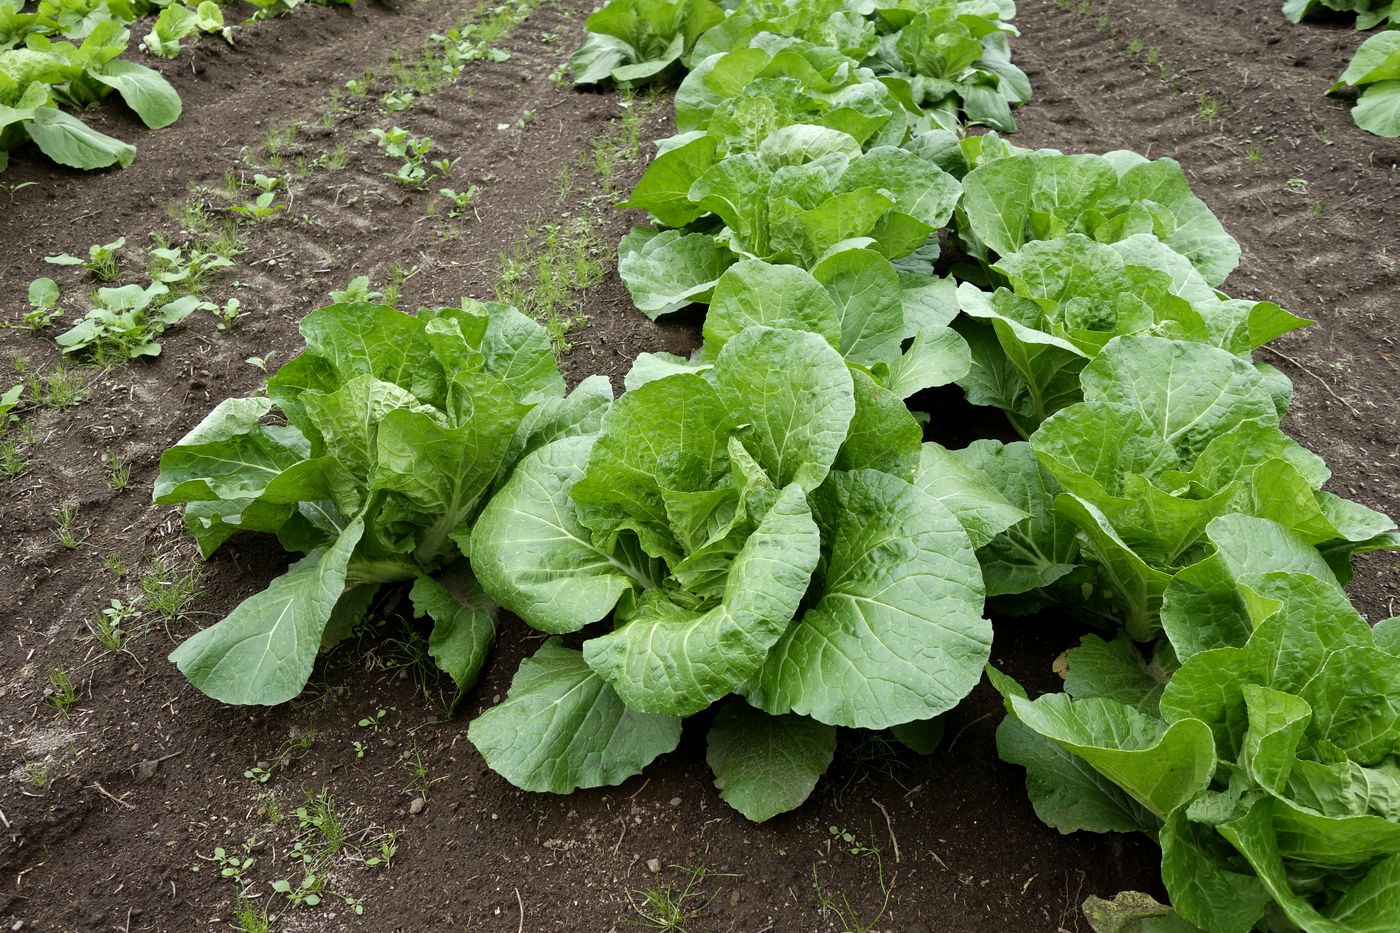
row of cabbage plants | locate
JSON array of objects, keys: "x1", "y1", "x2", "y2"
[{"x1": 155, "y1": 2, "x2": 1400, "y2": 929}]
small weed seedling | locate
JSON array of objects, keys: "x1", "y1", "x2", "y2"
[
  {"x1": 89, "y1": 598, "x2": 141, "y2": 652},
  {"x1": 244, "y1": 731, "x2": 316, "y2": 784},
  {"x1": 357, "y1": 709, "x2": 387, "y2": 733},
  {"x1": 102, "y1": 450, "x2": 131, "y2": 489},
  {"x1": 215, "y1": 299, "x2": 244, "y2": 331},
  {"x1": 45, "y1": 237, "x2": 125, "y2": 281},
  {"x1": 0, "y1": 439, "x2": 24, "y2": 479},
  {"x1": 139, "y1": 552, "x2": 201, "y2": 623},
  {"x1": 625, "y1": 865, "x2": 728, "y2": 933},
  {"x1": 104, "y1": 551, "x2": 128, "y2": 577},
  {"x1": 29, "y1": 364, "x2": 87, "y2": 409},
  {"x1": 345, "y1": 74, "x2": 372, "y2": 98},
  {"x1": 381, "y1": 89, "x2": 415, "y2": 113},
  {"x1": 230, "y1": 899, "x2": 271, "y2": 933},
  {"x1": 23, "y1": 278, "x2": 62, "y2": 331},
  {"x1": 329, "y1": 275, "x2": 383, "y2": 304},
  {"x1": 812, "y1": 826, "x2": 894, "y2": 933},
  {"x1": 147, "y1": 243, "x2": 234, "y2": 294},
  {"x1": 24, "y1": 760, "x2": 48, "y2": 788},
  {"x1": 495, "y1": 218, "x2": 603, "y2": 350},
  {"x1": 46, "y1": 667, "x2": 78, "y2": 717},
  {"x1": 1197, "y1": 93, "x2": 1220, "y2": 121},
  {"x1": 55, "y1": 284, "x2": 211, "y2": 363},
  {"x1": 229, "y1": 191, "x2": 285, "y2": 223},
  {"x1": 364, "y1": 830, "x2": 399, "y2": 869},
  {"x1": 52, "y1": 504, "x2": 85, "y2": 549},
  {"x1": 4, "y1": 180, "x2": 36, "y2": 200},
  {"x1": 402, "y1": 747, "x2": 445, "y2": 801},
  {"x1": 210, "y1": 845, "x2": 256, "y2": 880},
  {"x1": 372, "y1": 127, "x2": 437, "y2": 189},
  {"x1": 438, "y1": 186, "x2": 479, "y2": 218}
]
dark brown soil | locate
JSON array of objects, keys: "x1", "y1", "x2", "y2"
[{"x1": 0, "y1": 1, "x2": 1393, "y2": 931}]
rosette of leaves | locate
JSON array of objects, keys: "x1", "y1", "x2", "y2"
[
  {"x1": 0, "y1": 23, "x2": 181, "y2": 171},
  {"x1": 570, "y1": 0, "x2": 725, "y2": 88},
  {"x1": 141, "y1": 1, "x2": 231, "y2": 59},
  {"x1": 993, "y1": 543, "x2": 1400, "y2": 933},
  {"x1": 687, "y1": 0, "x2": 881, "y2": 64},
  {"x1": 1328, "y1": 31, "x2": 1400, "y2": 138},
  {"x1": 952, "y1": 232, "x2": 1311, "y2": 435},
  {"x1": 862, "y1": 0, "x2": 1030, "y2": 132},
  {"x1": 687, "y1": 0, "x2": 1029, "y2": 131},
  {"x1": 657, "y1": 34, "x2": 917, "y2": 171},
  {"x1": 619, "y1": 125, "x2": 961, "y2": 317},
  {"x1": 624, "y1": 250, "x2": 972, "y2": 402},
  {"x1": 154, "y1": 300, "x2": 610, "y2": 706},
  {"x1": 467, "y1": 325, "x2": 1011, "y2": 820},
  {"x1": 956, "y1": 335, "x2": 1397, "y2": 640},
  {"x1": 956, "y1": 147, "x2": 1242, "y2": 288}
]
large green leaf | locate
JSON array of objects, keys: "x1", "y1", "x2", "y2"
[
  {"x1": 912, "y1": 442, "x2": 1026, "y2": 549},
  {"x1": 410, "y1": 572, "x2": 496, "y2": 698},
  {"x1": 618, "y1": 227, "x2": 732, "y2": 317},
  {"x1": 706, "y1": 700, "x2": 837, "y2": 822},
  {"x1": 300, "y1": 303, "x2": 446, "y2": 407},
  {"x1": 950, "y1": 439, "x2": 1083, "y2": 599},
  {"x1": 25, "y1": 105, "x2": 135, "y2": 170},
  {"x1": 1008, "y1": 693, "x2": 1216, "y2": 820},
  {"x1": 1353, "y1": 81, "x2": 1400, "y2": 138},
  {"x1": 699, "y1": 259, "x2": 842, "y2": 360},
  {"x1": 91, "y1": 59, "x2": 181, "y2": 128},
  {"x1": 154, "y1": 398, "x2": 306, "y2": 503},
  {"x1": 707, "y1": 327, "x2": 855, "y2": 491},
  {"x1": 1159, "y1": 808, "x2": 1271, "y2": 933},
  {"x1": 466, "y1": 639, "x2": 682, "y2": 793},
  {"x1": 471, "y1": 435, "x2": 654, "y2": 634},
  {"x1": 169, "y1": 518, "x2": 364, "y2": 705},
  {"x1": 1078, "y1": 336, "x2": 1279, "y2": 462},
  {"x1": 996, "y1": 713, "x2": 1160, "y2": 835},
  {"x1": 572, "y1": 371, "x2": 733, "y2": 562},
  {"x1": 748, "y1": 469, "x2": 990, "y2": 729},
  {"x1": 810, "y1": 247, "x2": 906, "y2": 367},
  {"x1": 582, "y1": 483, "x2": 819, "y2": 716}
]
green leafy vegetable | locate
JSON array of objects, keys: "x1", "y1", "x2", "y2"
[
  {"x1": 156, "y1": 299, "x2": 597, "y2": 705},
  {"x1": 570, "y1": 0, "x2": 724, "y2": 88},
  {"x1": 1330, "y1": 31, "x2": 1400, "y2": 138},
  {"x1": 470, "y1": 325, "x2": 998, "y2": 816},
  {"x1": 996, "y1": 562, "x2": 1400, "y2": 933}
]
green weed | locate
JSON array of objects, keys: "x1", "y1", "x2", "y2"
[
  {"x1": 46, "y1": 667, "x2": 78, "y2": 717},
  {"x1": 494, "y1": 218, "x2": 603, "y2": 351}
]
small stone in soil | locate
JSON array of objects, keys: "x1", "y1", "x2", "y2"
[
  {"x1": 669, "y1": 797, "x2": 681, "y2": 806},
  {"x1": 409, "y1": 797, "x2": 425, "y2": 815},
  {"x1": 646, "y1": 858, "x2": 661, "y2": 873}
]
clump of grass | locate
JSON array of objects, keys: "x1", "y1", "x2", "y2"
[
  {"x1": 140, "y1": 551, "x2": 200, "y2": 622},
  {"x1": 46, "y1": 667, "x2": 78, "y2": 717},
  {"x1": 494, "y1": 218, "x2": 604, "y2": 351}
]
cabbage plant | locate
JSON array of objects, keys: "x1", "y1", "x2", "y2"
[
  {"x1": 155, "y1": 300, "x2": 609, "y2": 706},
  {"x1": 467, "y1": 325, "x2": 1014, "y2": 820}
]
